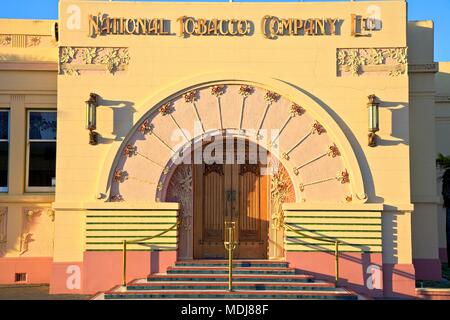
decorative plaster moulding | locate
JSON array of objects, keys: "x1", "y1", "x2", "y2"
[
  {"x1": 0, "y1": 34, "x2": 56, "y2": 48},
  {"x1": 337, "y1": 47, "x2": 408, "y2": 77},
  {"x1": 59, "y1": 47, "x2": 130, "y2": 75}
]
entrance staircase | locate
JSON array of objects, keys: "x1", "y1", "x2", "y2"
[{"x1": 94, "y1": 260, "x2": 358, "y2": 300}]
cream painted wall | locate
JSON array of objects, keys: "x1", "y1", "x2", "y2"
[
  {"x1": 0, "y1": 19, "x2": 57, "y2": 258},
  {"x1": 56, "y1": 0, "x2": 409, "y2": 204},
  {"x1": 53, "y1": 0, "x2": 413, "y2": 265}
]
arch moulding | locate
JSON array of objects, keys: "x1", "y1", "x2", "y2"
[{"x1": 96, "y1": 72, "x2": 368, "y2": 203}]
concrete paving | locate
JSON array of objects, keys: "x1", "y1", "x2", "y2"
[{"x1": 0, "y1": 284, "x2": 90, "y2": 300}]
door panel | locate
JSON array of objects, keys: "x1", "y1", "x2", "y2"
[
  {"x1": 235, "y1": 164, "x2": 268, "y2": 259},
  {"x1": 193, "y1": 163, "x2": 229, "y2": 258},
  {"x1": 193, "y1": 160, "x2": 268, "y2": 259},
  {"x1": 203, "y1": 165, "x2": 225, "y2": 242}
]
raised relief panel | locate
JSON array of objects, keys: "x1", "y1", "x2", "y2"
[
  {"x1": 337, "y1": 48, "x2": 408, "y2": 77},
  {"x1": 0, "y1": 34, "x2": 56, "y2": 48},
  {"x1": 59, "y1": 47, "x2": 130, "y2": 75},
  {"x1": 20, "y1": 208, "x2": 54, "y2": 256}
]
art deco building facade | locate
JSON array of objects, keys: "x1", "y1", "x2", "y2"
[{"x1": 0, "y1": 0, "x2": 449, "y2": 299}]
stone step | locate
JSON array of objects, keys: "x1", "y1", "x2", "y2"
[
  {"x1": 166, "y1": 266, "x2": 297, "y2": 275},
  {"x1": 104, "y1": 289, "x2": 358, "y2": 300},
  {"x1": 147, "y1": 273, "x2": 314, "y2": 283},
  {"x1": 127, "y1": 280, "x2": 335, "y2": 291},
  {"x1": 175, "y1": 260, "x2": 289, "y2": 268}
]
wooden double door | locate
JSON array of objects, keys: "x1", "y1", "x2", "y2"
[{"x1": 193, "y1": 162, "x2": 269, "y2": 259}]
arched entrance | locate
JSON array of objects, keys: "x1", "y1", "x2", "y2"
[
  {"x1": 192, "y1": 137, "x2": 269, "y2": 259},
  {"x1": 103, "y1": 81, "x2": 367, "y2": 261},
  {"x1": 163, "y1": 134, "x2": 295, "y2": 260}
]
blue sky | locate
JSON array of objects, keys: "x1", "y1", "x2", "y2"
[{"x1": 0, "y1": 0, "x2": 448, "y2": 61}]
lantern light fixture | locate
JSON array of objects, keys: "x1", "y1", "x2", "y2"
[
  {"x1": 367, "y1": 94, "x2": 380, "y2": 147},
  {"x1": 86, "y1": 93, "x2": 99, "y2": 145}
]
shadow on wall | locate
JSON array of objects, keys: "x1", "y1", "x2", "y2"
[
  {"x1": 287, "y1": 209, "x2": 419, "y2": 298},
  {"x1": 98, "y1": 98, "x2": 137, "y2": 144},
  {"x1": 379, "y1": 100, "x2": 409, "y2": 147}
]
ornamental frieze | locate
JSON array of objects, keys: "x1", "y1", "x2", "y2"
[
  {"x1": 337, "y1": 47, "x2": 408, "y2": 77},
  {"x1": 0, "y1": 34, "x2": 56, "y2": 48},
  {"x1": 59, "y1": 47, "x2": 130, "y2": 75}
]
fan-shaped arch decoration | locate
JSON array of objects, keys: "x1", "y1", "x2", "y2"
[{"x1": 108, "y1": 84, "x2": 359, "y2": 204}]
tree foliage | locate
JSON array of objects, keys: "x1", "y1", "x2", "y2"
[{"x1": 437, "y1": 154, "x2": 450, "y2": 208}]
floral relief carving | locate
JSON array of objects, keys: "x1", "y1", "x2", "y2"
[
  {"x1": 0, "y1": 35, "x2": 12, "y2": 46},
  {"x1": 290, "y1": 103, "x2": 305, "y2": 117},
  {"x1": 270, "y1": 163, "x2": 295, "y2": 230},
  {"x1": 61, "y1": 65, "x2": 79, "y2": 76},
  {"x1": 264, "y1": 91, "x2": 280, "y2": 104},
  {"x1": 328, "y1": 144, "x2": 340, "y2": 158},
  {"x1": 184, "y1": 90, "x2": 197, "y2": 103},
  {"x1": 368, "y1": 49, "x2": 384, "y2": 65},
  {"x1": 159, "y1": 102, "x2": 173, "y2": 116},
  {"x1": 59, "y1": 47, "x2": 130, "y2": 75},
  {"x1": 81, "y1": 47, "x2": 98, "y2": 64},
  {"x1": 60, "y1": 47, "x2": 76, "y2": 64},
  {"x1": 337, "y1": 47, "x2": 408, "y2": 77},
  {"x1": 20, "y1": 233, "x2": 33, "y2": 255},
  {"x1": 100, "y1": 48, "x2": 130, "y2": 74},
  {"x1": 211, "y1": 85, "x2": 226, "y2": 97},
  {"x1": 238, "y1": 85, "x2": 254, "y2": 97},
  {"x1": 20, "y1": 208, "x2": 43, "y2": 255},
  {"x1": 123, "y1": 144, "x2": 137, "y2": 157},
  {"x1": 27, "y1": 36, "x2": 41, "y2": 47},
  {"x1": 167, "y1": 165, "x2": 193, "y2": 231},
  {"x1": 312, "y1": 121, "x2": 326, "y2": 135},
  {"x1": 26, "y1": 209, "x2": 41, "y2": 222},
  {"x1": 139, "y1": 119, "x2": 153, "y2": 135},
  {"x1": 114, "y1": 169, "x2": 128, "y2": 183},
  {"x1": 337, "y1": 169, "x2": 350, "y2": 184},
  {"x1": 47, "y1": 209, "x2": 55, "y2": 222}
]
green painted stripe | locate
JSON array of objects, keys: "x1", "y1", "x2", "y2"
[
  {"x1": 288, "y1": 229, "x2": 381, "y2": 233},
  {"x1": 86, "y1": 229, "x2": 174, "y2": 231},
  {"x1": 287, "y1": 216, "x2": 381, "y2": 219},
  {"x1": 86, "y1": 242, "x2": 177, "y2": 245},
  {"x1": 87, "y1": 215, "x2": 177, "y2": 218},
  {"x1": 86, "y1": 235, "x2": 176, "y2": 238},
  {"x1": 286, "y1": 243, "x2": 382, "y2": 247},
  {"x1": 86, "y1": 249, "x2": 176, "y2": 252},
  {"x1": 87, "y1": 209, "x2": 177, "y2": 212},
  {"x1": 86, "y1": 222, "x2": 175, "y2": 225},
  {"x1": 287, "y1": 223, "x2": 381, "y2": 226},
  {"x1": 287, "y1": 236, "x2": 382, "y2": 240},
  {"x1": 285, "y1": 209, "x2": 381, "y2": 213},
  {"x1": 286, "y1": 250, "x2": 382, "y2": 253}
]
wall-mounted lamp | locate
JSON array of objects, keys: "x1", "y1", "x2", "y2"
[
  {"x1": 367, "y1": 94, "x2": 380, "y2": 147},
  {"x1": 86, "y1": 93, "x2": 99, "y2": 145}
]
